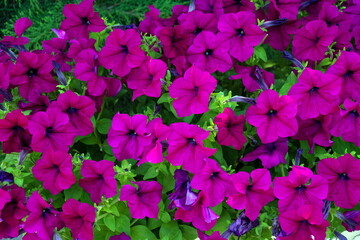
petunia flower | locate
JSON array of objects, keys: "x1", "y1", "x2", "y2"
[
  {"x1": 42, "y1": 37, "x2": 72, "y2": 72},
  {"x1": 186, "y1": 31, "x2": 232, "y2": 73},
  {"x1": 326, "y1": 51, "x2": 360, "y2": 102},
  {"x1": 278, "y1": 204, "x2": 329, "y2": 240},
  {"x1": 198, "y1": 230, "x2": 227, "y2": 240},
  {"x1": 191, "y1": 158, "x2": 235, "y2": 207},
  {"x1": 50, "y1": 90, "x2": 95, "y2": 136},
  {"x1": 222, "y1": 0, "x2": 255, "y2": 13},
  {"x1": 32, "y1": 149, "x2": 76, "y2": 195},
  {"x1": 120, "y1": 181, "x2": 162, "y2": 219},
  {"x1": 241, "y1": 138, "x2": 288, "y2": 168},
  {"x1": 10, "y1": 52, "x2": 57, "y2": 100},
  {"x1": 14, "y1": 17, "x2": 32, "y2": 37},
  {"x1": 138, "y1": 5, "x2": 164, "y2": 35},
  {"x1": 107, "y1": 113, "x2": 152, "y2": 161},
  {"x1": 0, "y1": 189, "x2": 11, "y2": 212},
  {"x1": 126, "y1": 57, "x2": 168, "y2": 100},
  {"x1": 60, "y1": 198, "x2": 96, "y2": 240},
  {"x1": 269, "y1": 0, "x2": 301, "y2": 20},
  {"x1": 67, "y1": 37, "x2": 96, "y2": 61},
  {"x1": 274, "y1": 166, "x2": 328, "y2": 212},
  {"x1": 169, "y1": 65, "x2": 217, "y2": 117},
  {"x1": 168, "y1": 169, "x2": 197, "y2": 210},
  {"x1": 109, "y1": 233, "x2": 131, "y2": 240},
  {"x1": 218, "y1": 12, "x2": 265, "y2": 62},
  {"x1": 227, "y1": 169, "x2": 275, "y2": 221},
  {"x1": 18, "y1": 90, "x2": 50, "y2": 114},
  {"x1": 175, "y1": 191, "x2": 219, "y2": 231},
  {"x1": 99, "y1": 29, "x2": 146, "y2": 77},
  {"x1": 195, "y1": 0, "x2": 224, "y2": 16},
  {"x1": 79, "y1": 160, "x2": 117, "y2": 204},
  {"x1": 292, "y1": 20, "x2": 337, "y2": 61},
  {"x1": 214, "y1": 107, "x2": 246, "y2": 150},
  {"x1": 23, "y1": 191, "x2": 63, "y2": 240},
  {"x1": 288, "y1": 68, "x2": 340, "y2": 119},
  {"x1": 341, "y1": 210, "x2": 360, "y2": 232},
  {"x1": 221, "y1": 211, "x2": 260, "y2": 239},
  {"x1": 167, "y1": 122, "x2": 217, "y2": 173},
  {"x1": 0, "y1": 170, "x2": 14, "y2": 184},
  {"x1": 60, "y1": 0, "x2": 106, "y2": 39},
  {"x1": 317, "y1": 154, "x2": 360, "y2": 209},
  {"x1": 246, "y1": 89, "x2": 298, "y2": 144}
]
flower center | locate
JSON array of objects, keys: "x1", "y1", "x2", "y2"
[
  {"x1": 27, "y1": 68, "x2": 38, "y2": 78},
  {"x1": 349, "y1": 110, "x2": 359, "y2": 117},
  {"x1": 309, "y1": 86, "x2": 319, "y2": 93},
  {"x1": 236, "y1": 28, "x2": 245, "y2": 36},
  {"x1": 204, "y1": 49, "x2": 213, "y2": 56},
  {"x1": 295, "y1": 185, "x2": 307, "y2": 191},
  {"x1": 128, "y1": 130, "x2": 137, "y2": 136},
  {"x1": 81, "y1": 17, "x2": 90, "y2": 26},
  {"x1": 121, "y1": 45, "x2": 129, "y2": 54},
  {"x1": 187, "y1": 138, "x2": 197, "y2": 145},
  {"x1": 211, "y1": 172, "x2": 219, "y2": 179},
  {"x1": 338, "y1": 172, "x2": 350, "y2": 181},
  {"x1": 42, "y1": 207, "x2": 51, "y2": 217},
  {"x1": 194, "y1": 27, "x2": 203, "y2": 35},
  {"x1": 234, "y1": 0, "x2": 242, "y2": 5},
  {"x1": 267, "y1": 109, "x2": 277, "y2": 116},
  {"x1": 344, "y1": 70, "x2": 354, "y2": 77},
  {"x1": 46, "y1": 127, "x2": 53, "y2": 136},
  {"x1": 12, "y1": 125, "x2": 24, "y2": 132},
  {"x1": 66, "y1": 107, "x2": 78, "y2": 114},
  {"x1": 194, "y1": 86, "x2": 199, "y2": 92}
]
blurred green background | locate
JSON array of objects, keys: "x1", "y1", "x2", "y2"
[{"x1": 0, "y1": 0, "x2": 189, "y2": 48}]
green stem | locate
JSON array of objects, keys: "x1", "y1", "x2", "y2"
[{"x1": 130, "y1": 218, "x2": 139, "y2": 226}]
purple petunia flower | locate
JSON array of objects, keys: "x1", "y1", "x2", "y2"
[
  {"x1": 222, "y1": 0, "x2": 255, "y2": 13},
  {"x1": 341, "y1": 210, "x2": 360, "y2": 232},
  {"x1": 79, "y1": 160, "x2": 117, "y2": 204},
  {"x1": 227, "y1": 169, "x2": 275, "y2": 221},
  {"x1": 0, "y1": 189, "x2": 11, "y2": 212},
  {"x1": 14, "y1": 17, "x2": 32, "y2": 37},
  {"x1": 42, "y1": 37, "x2": 72, "y2": 72},
  {"x1": 108, "y1": 113, "x2": 152, "y2": 161},
  {"x1": 187, "y1": 31, "x2": 232, "y2": 73},
  {"x1": 195, "y1": 0, "x2": 223, "y2": 16},
  {"x1": 67, "y1": 37, "x2": 96, "y2": 61},
  {"x1": 120, "y1": 181, "x2": 162, "y2": 219},
  {"x1": 169, "y1": 65, "x2": 217, "y2": 117},
  {"x1": 60, "y1": 198, "x2": 96, "y2": 240},
  {"x1": 18, "y1": 91, "x2": 50, "y2": 114},
  {"x1": 157, "y1": 25, "x2": 192, "y2": 59},
  {"x1": 221, "y1": 211, "x2": 260, "y2": 238},
  {"x1": 109, "y1": 233, "x2": 131, "y2": 240},
  {"x1": 246, "y1": 89, "x2": 298, "y2": 144},
  {"x1": 218, "y1": 12, "x2": 265, "y2": 62},
  {"x1": 274, "y1": 166, "x2": 328, "y2": 212},
  {"x1": 24, "y1": 191, "x2": 63, "y2": 240},
  {"x1": 198, "y1": 230, "x2": 227, "y2": 240},
  {"x1": 167, "y1": 122, "x2": 217, "y2": 173},
  {"x1": 241, "y1": 138, "x2": 288, "y2": 168},
  {"x1": 60, "y1": 0, "x2": 106, "y2": 39},
  {"x1": 214, "y1": 107, "x2": 246, "y2": 150},
  {"x1": 32, "y1": 149, "x2": 76, "y2": 195},
  {"x1": 317, "y1": 154, "x2": 360, "y2": 209},
  {"x1": 168, "y1": 169, "x2": 197, "y2": 210}
]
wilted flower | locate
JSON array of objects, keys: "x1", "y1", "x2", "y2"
[
  {"x1": 168, "y1": 169, "x2": 197, "y2": 210},
  {"x1": 221, "y1": 211, "x2": 260, "y2": 238}
]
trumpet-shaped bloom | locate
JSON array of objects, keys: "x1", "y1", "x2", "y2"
[
  {"x1": 79, "y1": 160, "x2": 117, "y2": 204},
  {"x1": 227, "y1": 169, "x2": 275, "y2": 221},
  {"x1": 108, "y1": 113, "x2": 152, "y2": 161},
  {"x1": 246, "y1": 89, "x2": 298, "y2": 144},
  {"x1": 169, "y1": 65, "x2": 217, "y2": 117},
  {"x1": 32, "y1": 149, "x2": 76, "y2": 195},
  {"x1": 120, "y1": 181, "x2": 162, "y2": 219},
  {"x1": 274, "y1": 166, "x2": 328, "y2": 212},
  {"x1": 214, "y1": 108, "x2": 246, "y2": 150},
  {"x1": 60, "y1": 198, "x2": 96, "y2": 240},
  {"x1": 157, "y1": 25, "x2": 191, "y2": 59},
  {"x1": 168, "y1": 169, "x2": 197, "y2": 210},
  {"x1": 167, "y1": 122, "x2": 217, "y2": 173},
  {"x1": 317, "y1": 154, "x2": 360, "y2": 209},
  {"x1": 222, "y1": 0, "x2": 255, "y2": 13}
]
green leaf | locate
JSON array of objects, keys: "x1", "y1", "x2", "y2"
[
  {"x1": 97, "y1": 118, "x2": 112, "y2": 134},
  {"x1": 64, "y1": 184, "x2": 83, "y2": 200},
  {"x1": 254, "y1": 46, "x2": 267, "y2": 62},
  {"x1": 160, "y1": 211, "x2": 171, "y2": 223},
  {"x1": 160, "y1": 222, "x2": 182, "y2": 240},
  {"x1": 278, "y1": 72, "x2": 297, "y2": 95},
  {"x1": 143, "y1": 166, "x2": 159, "y2": 180},
  {"x1": 158, "y1": 93, "x2": 171, "y2": 104},
  {"x1": 179, "y1": 225, "x2": 197, "y2": 240},
  {"x1": 80, "y1": 134, "x2": 98, "y2": 145},
  {"x1": 116, "y1": 214, "x2": 130, "y2": 235},
  {"x1": 131, "y1": 225, "x2": 157, "y2": 240},
  {"x1": 104, "y1": 214, "x2": 116, "y2": 232}
]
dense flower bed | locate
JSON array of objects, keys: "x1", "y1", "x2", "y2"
[{"x1": 1, "y1": 0, "x2": 360, "y2": 239}]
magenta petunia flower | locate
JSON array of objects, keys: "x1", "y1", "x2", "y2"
[
  {"x1": 326, "y1": 51, "x2": 360, "y2": 101},
  {"x1": 169, "y1": 65, "x2": 217, "y2": 117},
  {"x1": 126, "y1": 57, "x2": 167, "y2": 100},
  {"x1": 269, "y1": 0, "x2": 301, "y2": 20},
  {"x1": 317, "y1": 154, "x2": 360, "y2": 209},
  {"x1": 0, "y1": 189, "x2": 11, "y2": 212},
  {"x1": 42, "y1": 37, "x2": 72, "y2": 72},
  {"x1": 67, "y1": 37, "x2": 96, "y2": 60},
  {"x1": 0, "y1": 185, "x2": 28, "y2": 239},
  {"x1": 99, "y1": 29, "x2": 146, "y2": 77},
  {"x1": 274, "y1": 166, "x2": 328, "y2": 212},
  {"x1": 229, "y1": 65, "x2": 274, "y2": 92},
  {"x1": 214, "y1": 107, "x2": 246, "y2": 150},
  {"x1": 292, "y1": 20, "x2": 337, "y2": 61},
  {"x1": 187, "y1": 31, "x2": 232, "y2": 73},
  {"x1": 28, "y1": 107, "x2": 77, "y2": 152},
  {"x1": 241, "y1": 138, "x2": 288, "y2": 168},
  {"x1": 120, "y1": 181, "x2": 162, "y2": 219},
  {"x1": 222, "y1": 211, "x2": 260, "y2": 238},
  {"x1": 168, "y1": 169, "x2": 197, "y2": 210},
  {"x1": 50, "y1": 90, "x2": 95, "y2": 136},
  {"x1": 195, "y1": 0, "x2": 224, "y2": 16},
  {"x1": 288, "y1": 68, "x2": 340, "y2": 119},
  {"x1": 191, "y1": 158, "x2": 235, "y2": 207},
  {"x1": 10, "y1": 52, "x2": 57, "y2": 100},
  {"x1": 175, "y1": 191, "x2": 219, "y2": 231},
  {"x1": 60, "y1": 198, "x2": 96, "y2": 240},
  {"x1": 222, "y1": 0, "x2": 255, "y2": 13},
  {"x1": 60, "y1": 0, "x2": 106, "y2": 39},
  {"x1": 198, "y1": 230, "x2": 227, "y2": 240},
  {"x1": 32, "y1": 149, "x2": 76, "y2": 195},
  {"x1": 341, "y1": 210, "x2": 360, "y2": 232},
  {"x1": 330, "y1": 99, "x2": 360, "y2": 146},
  {"x1": 218, "y1": 12, "x2": 265, "y2": 62},
  {"x1": 108, "y1": 113, "x2": 152, "y2": 161},
  {"x1": 138, "y1": 5, "x2": 163, "y2": 35},
  {"x1": 79, "y1": 160, "x2": 117, "y2": 204},
  {"x1": 14, "y1": 17, "x2": 32, "y2": 37},
  {"x1": 0, "y1": 109, "x2": 32, "y2": 154},
  {"x1": 246, "y1": 89, "x2": 298, "y2": 144},
  {"x1": 279, "y1": 204, "x2": 329, "y2": 240},
  {"x1": 167, "y1": 122, "x2": 217, "y2": 173},
  {"x1": 137, "y1": 118, "x2": 171, "y2": 165},
  {"x1": 24, "y1": 191, "x2": 63, "y2": 240},
  {"x1": 109, "y1": 233, "x2": 131, "y2": 240},
  {"x1": 227, "y1": 169, "x2": 274, "y2": 221},
  {"x1": 18, "y1": 90, "x2": 50, "y2": 114}
]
